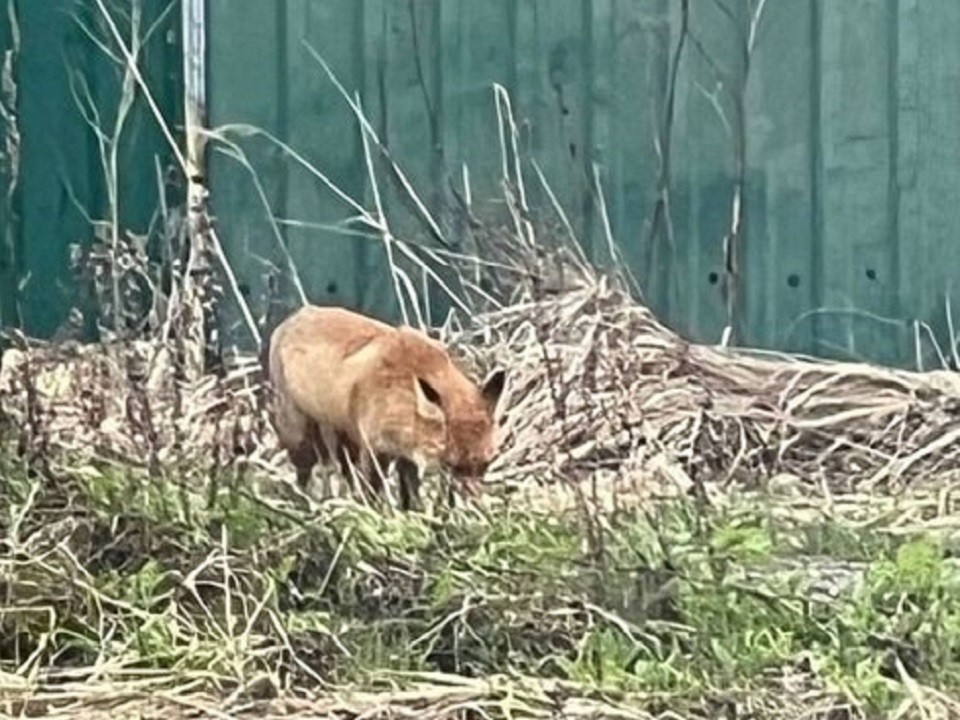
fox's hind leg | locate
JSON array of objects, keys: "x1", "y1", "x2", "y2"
[{"x1": 270, "y1": 389, "x2": 319, "y2": 493}]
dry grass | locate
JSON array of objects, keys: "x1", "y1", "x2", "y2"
[
  {"x1": 6, "y1": 75, "x2": 960, "y2": 708},
  {"x1": 0, "y1": 673, "x2": 859, "y2": 720}
]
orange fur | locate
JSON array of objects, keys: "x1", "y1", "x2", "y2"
[{"x1": 265, "y1": 304, "x2": 506, "y2": 510}]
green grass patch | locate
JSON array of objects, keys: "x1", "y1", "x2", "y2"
[{"x1": 1, "y1": 453, "x2": 959, "y2": 717}]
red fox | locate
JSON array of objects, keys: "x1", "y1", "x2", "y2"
[{"x1": 264, "y1": 304, "x2": 506, "y2": 510}]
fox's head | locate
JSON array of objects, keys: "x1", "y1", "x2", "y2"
[
  {"x1": 407, "y1": 373, "x2": 448, "y2": 468},
  {"x1": 408, "y1": 367, "x2": 506, "y2": 496}
]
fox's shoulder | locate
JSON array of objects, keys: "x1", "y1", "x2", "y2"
[{"x1": 387, "y1": 325, "x2": 456, "y2": 375}]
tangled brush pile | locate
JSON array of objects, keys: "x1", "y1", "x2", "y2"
[
  {"x1": 459, "y1": 263, "x2": 960, "y2": 497},
  {"x1": 0, "y1": 338, "x2": 270, "y2": 477}
]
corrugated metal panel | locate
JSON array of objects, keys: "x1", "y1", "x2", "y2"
[
  {"x1": 207, "y1": 0, "x2": 960, "y2": 369},
  {"x1": 0, "y1": 0, "x2": 181, "y2": 339},
  {"x1": 3, "y1": 1, "x2": 959, "y2": 371},
  {"x1": 207, "y1": 0, "x2": 673, "y2": 338}
]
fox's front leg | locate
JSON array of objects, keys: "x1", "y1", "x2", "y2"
[{"x1": 396, "y1": 458, "x2": 422, "y2": 512}]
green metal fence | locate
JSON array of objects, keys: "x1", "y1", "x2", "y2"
[
  {"x1": 0, "y1": 0, "x2": 181, "y2": 339},
  {"x1": 4, "y1": 0, "x2": 960, "y2": 371}
]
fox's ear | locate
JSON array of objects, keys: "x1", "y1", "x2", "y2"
[
  {"x1": 414, "y1": 376, "x2": 444, "y2": 420},
  {"x1": 481, "y1": 368, "x2": 506, "y2": 412}
]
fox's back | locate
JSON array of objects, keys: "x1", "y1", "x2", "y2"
[
  {"x1": 269, "y1": 305, "x2": 394, "y2": 427},
  {"x1": 269, "y1": 305, "x2": 456, "y2": 419}
]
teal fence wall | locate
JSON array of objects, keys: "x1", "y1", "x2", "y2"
[
  {"x1": 4, "y1": 1, "x2": 960, "y2": 371},
  {"x1": 0, "y1": 0, "x2": 181, "y2": 339},
  {"x1": 208, "y1": 0, "x2": 960, "y2": 369}
]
